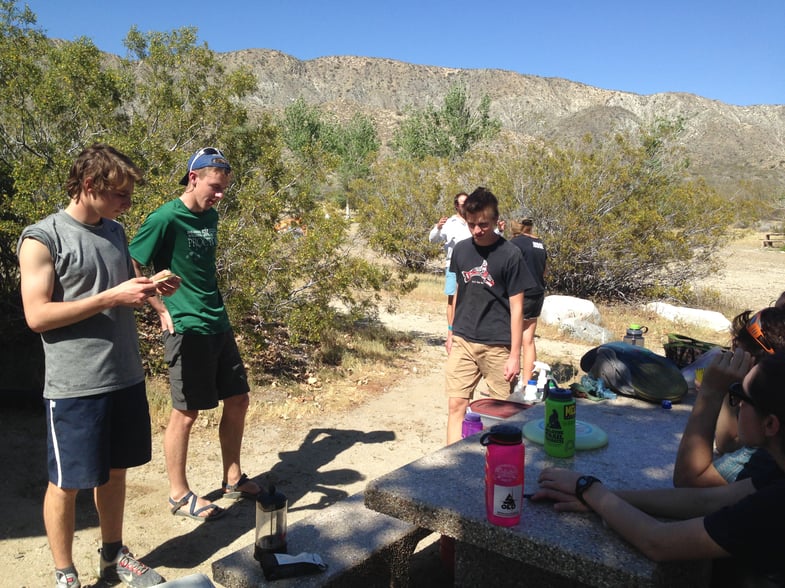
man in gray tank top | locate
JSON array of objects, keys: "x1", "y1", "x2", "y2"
[{"x1": 17, "y1": 144, "x2": 173, "y2": 588}]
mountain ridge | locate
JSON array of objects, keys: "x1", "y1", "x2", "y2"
[{"x1": 220, "y1": 49, "x2": 784, "y2": 195}]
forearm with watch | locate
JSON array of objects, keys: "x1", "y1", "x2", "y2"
[{"x1": 572, "y1": 475, "x2": 696, "y2": 560}]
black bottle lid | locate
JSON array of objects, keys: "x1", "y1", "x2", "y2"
[
  {"x1": 257, "y1": 484, "x2": 287, "y2": 511},
  {"x1": 480, "y1": 423, "x2": 522, "y2": 445}
]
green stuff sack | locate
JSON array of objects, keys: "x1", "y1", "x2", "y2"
[
  {"x1": 663, "y1": 333, "x2": 727, "y2": 369},
  {"x1": 580, "y1": 342, "x2": 688, "y2": 403}
]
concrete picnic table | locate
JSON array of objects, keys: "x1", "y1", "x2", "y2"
[{"x1": 365, "y1": 394, "x2": 713, "y2": 587}]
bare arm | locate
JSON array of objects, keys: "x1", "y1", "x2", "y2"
[
  {"x1": 18, "y1": 238, "x2": 157, "y2": 333},
  {"x1": 673, "y1": 348, "x2": 751, "y2": 487},
  {"x1": 616, "y1": 477, "x2": 756, "y2": 518},
  {"x1": 535, "y1": 468, "x2": 753, "y2": 562},
  {"x1": 131, "y1": 258, "x2": 178, "y2": 333},
  {"x1": 505, "y1": 292, "x2": 523, "y2": 382},
  {"x1": 446, "y1": 287, "x2": 458, "y2": 354},
  {"x1": 588, "y1": 484, "x2": 730, "y2": 562},
  {"x1": 715, "y1": 399, "x2": 742, "y2": 454}
]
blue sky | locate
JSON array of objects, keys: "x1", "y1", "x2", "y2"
[{"x1": 23, "y1": 0, "x2": 784, "y2": 106}]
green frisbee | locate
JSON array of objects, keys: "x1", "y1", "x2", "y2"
[{"x1": 522, "y1": 418, "x2": 609, "y2": 450}]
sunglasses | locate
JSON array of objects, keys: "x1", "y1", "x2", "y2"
[
  {"x1": 728, "y1": 382, "x2": 756, "y2": 408},
  {"x1": 746, "y1": 310, "x2": 775, "y2": 355}
]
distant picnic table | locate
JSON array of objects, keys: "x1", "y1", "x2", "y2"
[{"x1": 762, "y1": 233, "x2": 785, "y2": 247}]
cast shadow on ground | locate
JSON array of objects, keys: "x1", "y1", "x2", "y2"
[{"x1": 139, "y1": 427, "x2": 396, "y2": 571}]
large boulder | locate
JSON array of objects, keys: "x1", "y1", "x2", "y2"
[
  {"x1": 541, "y1": 295, "x2": 602, "y2": 325},
  {"x1": 644, "y1": 302, "x2": 731, "y2": 333},
  {"x1": 557, "y1": 318, "x2": 614, "y2": 345}
]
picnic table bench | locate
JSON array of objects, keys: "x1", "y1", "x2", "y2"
[
  {"x1": 211, "y1": 491, "x2": 428, "y2": 587},
  {"x1": 762, "y1": 233, "x2": 785, "y2": 247}
]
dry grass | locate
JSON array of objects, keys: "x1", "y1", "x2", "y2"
[{"x1": 399, "y1": 271, "x2": 446, "y2": 307}]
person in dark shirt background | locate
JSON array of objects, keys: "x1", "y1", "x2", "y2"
[{"x1": 510, "y1": 217, "x2": 547, "y2": 384}]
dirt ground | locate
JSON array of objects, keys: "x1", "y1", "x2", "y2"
[{"x1": 2, "y1": 233, "x2": 783, "y2": 587}]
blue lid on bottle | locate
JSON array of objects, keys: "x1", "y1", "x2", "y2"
[{"x1": 545, "y1": 378, "x2": 572, "y2": 399}]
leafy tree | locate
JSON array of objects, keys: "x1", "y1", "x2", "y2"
[
  {"x1": 322, "y1": 112, "x2": 380, "y2": 189},
  {"x1": 392, "y1": 84, "x2": 501, "y2": 160},
  {"x1": 354, "y1": 157, "x2": 463, "y2": 271},
  {"x1": 118, "y1": 25, "x2": 262, "y2": 223},
  {"x1": 280, "y1": 97, "x2": 328, "y2": 164},
  {"x1": 118, "y1": 31, "x2": 400, "y2": 357},
  {"x1": 0, "y1": 6, "x2": 407, "y2": 382},
  {"x1": 0, "y1": 3, "x2": 133, "y2": 296},
  {"x1": 278, "y1": 99, "x2": 381, "y2": 219},
  {"x1": 733, "y1": 177, "x2": 782, "y2": 228},
  {"x1": 487, "y1": 125, "x2": 733, "y2": 300},
  {"x1": 354, "y1": 148, "x2": 524, "y2": 271}
]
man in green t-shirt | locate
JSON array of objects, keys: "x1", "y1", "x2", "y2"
[{"x1": 129, "y1": 147, "x2": 260, "y2": 522}]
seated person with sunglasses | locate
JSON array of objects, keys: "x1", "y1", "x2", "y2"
[
  {"x1": 535, "y1": 351, "x2": 785, "y2": 587},
  {"x1": 129, "y1": 147, "x2": 261, "y2": 522},
  {"x1": 674, "y1": 307, "x2": 785, "y2": 488}
]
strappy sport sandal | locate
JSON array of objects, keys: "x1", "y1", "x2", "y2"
[
  {"x1": 169, "y1": 491, "x2": 225, "y2": 521},
  {"x1": 222, "y1": 473, "x2": 260, "y2": 500}
]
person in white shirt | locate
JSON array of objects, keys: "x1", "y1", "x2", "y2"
[{"x1": 429, "y1": 192, "x2": 471, "y2": 327}]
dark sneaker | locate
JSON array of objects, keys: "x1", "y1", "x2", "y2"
[
  {"x1": 55, "y1": 570, "x2": 81, "y2": 588},
  {"x1": 98, "y1": 545, "x2": 165, "y2": 587}
]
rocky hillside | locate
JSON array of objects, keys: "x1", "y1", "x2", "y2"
[{"x1": 220, "y1": 49, "x2": 785, "y2": 195}]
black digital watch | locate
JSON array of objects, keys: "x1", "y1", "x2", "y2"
[{"x1": 575, "y1": 475, "x2": 602, "y2": 506}]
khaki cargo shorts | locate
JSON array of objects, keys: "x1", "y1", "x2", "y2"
[{"x1": 445, "y1": 335, "x2": 515, "y2": 400}]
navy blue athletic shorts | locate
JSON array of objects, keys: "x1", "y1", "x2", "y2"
[{"x1": 45, "y1": 381, "x2": 152, "y2": 489}]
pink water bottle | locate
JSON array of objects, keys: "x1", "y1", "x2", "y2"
[{"x1": 480, "y1": 424, "x2": 525, "y2": 526}]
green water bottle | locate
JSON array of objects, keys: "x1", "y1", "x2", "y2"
[{"x1": 544, "y1": 379, "x2": 576, "y2": 458}]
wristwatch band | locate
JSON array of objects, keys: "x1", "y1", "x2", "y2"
[{"x1": 575, "y1": 475, "x2": 601, "y2": 506}]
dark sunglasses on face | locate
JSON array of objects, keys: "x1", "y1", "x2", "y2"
[{"x1": 728, "y1": 382, "x2": 756, "y2": 408}]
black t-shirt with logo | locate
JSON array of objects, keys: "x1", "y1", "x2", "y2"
[{"x1": 449, "y1": 237, "x2": 527, "y2": 345}]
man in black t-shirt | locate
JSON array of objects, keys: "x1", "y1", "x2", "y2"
[{"x1": 444, "y1": 187, "x2": 528, "y2": 444}]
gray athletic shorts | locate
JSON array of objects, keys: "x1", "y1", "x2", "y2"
[{"x1": 163, "y1": 329, "x2": 250, "y2": 411}]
